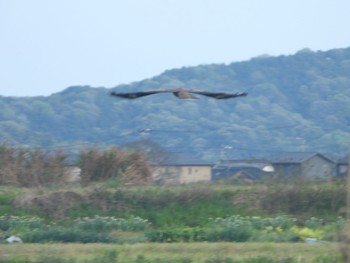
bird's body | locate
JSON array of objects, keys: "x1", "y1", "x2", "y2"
[{"x1": 110, "y1": 88, "x2": 247, "y2": 100}]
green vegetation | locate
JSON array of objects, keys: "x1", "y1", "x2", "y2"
[
  {"x1": 0, "y1": 180, "x2": 346, "y2": 244},
  {"x1": 1, "y1": 47, "x2": 350, "y2": 159},
  {"x1": 0, "y1": 178, "x2": 347, "y2": 261},
  {"x1": 0, "y1": 213, "x2": 344, "y2": 244},
  {"x1": 0, "y1": 145, "x2": 346, "y2": 241}
]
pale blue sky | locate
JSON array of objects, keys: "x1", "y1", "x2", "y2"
[{"x1": 1, "y1": 0, "x2": 350, "y2": 97}]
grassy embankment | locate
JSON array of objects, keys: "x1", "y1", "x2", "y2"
[{"x1": 0, "y1": 181, "x2": 346, "y2": 224}]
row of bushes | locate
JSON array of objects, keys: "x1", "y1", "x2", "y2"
[
  {"x1": 72, "y1": 215, "x2": 150, "y2": 231},
  {"x1": 144, "y1": 224, "x2": 323, "y2": 243},
  {"x1": 0, "y1": 215, "x2": 150, "y2": 232},
  {"x1": 260, "y1": 183, "x2": 347, "y2": 218},
  {"x1": 0, "y1": 215, "x2": 149, "y2": 244},
  {"x1": 0, "y1": 145, "x2": 151, "y2": 187},
  {"x1": 0, "y1": 146, "x2": 67, "y2": 187},
  {"x1": 0, "y1": 215, "x2": 345, "y2": 243},
  {"x1": 145, "y1": 215, "x2": 344, "y2": 243}
]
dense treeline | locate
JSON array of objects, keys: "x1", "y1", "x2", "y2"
[{"x1": 0, "y1": 47, "x2": 350, "y2": 160}]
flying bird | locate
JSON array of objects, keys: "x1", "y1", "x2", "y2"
[{"x1": 110, "y1": 88, "x2": 248, "y2": 100}]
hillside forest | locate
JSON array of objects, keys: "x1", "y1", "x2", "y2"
[{"x1": 1, "y1": 47, "x2": 350, "y2": 161}]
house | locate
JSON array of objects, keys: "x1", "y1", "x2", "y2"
[
  {"x1": 337, "y1": 155, "x2": 349, "y2": 177},
  {"x1": 213, "y1": 166, "x2": 270, "y2": 184},
  {"x1": 151, "y1": 153, "x2": 213, "y2": 185},
  {"x1": 212, "y1": 159, "x2": 274, "y2": 183},
  {"x1": 122, "y1": 139, "x2": 213, "y2": 185},
  {"x1": 269, "y1": 152, "x2": 336, "y2": 180}
]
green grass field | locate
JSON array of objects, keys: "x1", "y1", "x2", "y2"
[
  {"x1": 0, "y1": 242, "x2": 344, "y2": 262},
  {"x1": 0, "y1": 181, "x2": 348, "y2": 262}
]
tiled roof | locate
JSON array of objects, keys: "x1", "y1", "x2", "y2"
[
  {"x1": 156, "y1": 153, "x2": 214, "y2": 166},
  {"x1": 338, "y1": 155, "x2": 349, "y2": 164},
  {"x1": 269, "y1": 152, "x2": 334, "y2": 164},
  {"x1": 212, "y1": 166, "x2": 271, "y2": 180}
]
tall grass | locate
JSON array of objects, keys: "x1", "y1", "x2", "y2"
[
  {"x1": 79, "y1": 148, "x2": 151, "y2": 186},
  {"x1": 69, "y1": 187, "x2": 246, "y2": 227},
  {"x1": 258, "y1": 182, "x2": 346, "y2": 221},
  {"x1": 0, "y1": 145, "x2": 152, "y2": 188},
  {"x1": 0, "y1": 145, "x2": 67, "y2": 187},
  {"x1": 65, "y1": 182, "x2": 346, "y2": 227}
]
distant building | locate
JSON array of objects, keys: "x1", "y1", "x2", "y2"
[
  {"x1": 337, "y1": 155, "x2": 349, "y2": 177},
  {"x1": 151, "y1": 153, "x2": 213, "y2": 185},
  {"x1": 214, "y1": 153, "x2": 339, "y2": 182},
  {"x1": 269, "y1": 152, "x2": 336, "y2": 180},
  {"x1": 212, "y1": 159, "x2": 274, "y2": 183},
  {"x1": 121, "y1": 139, "x2": 213, "y2": 185}
]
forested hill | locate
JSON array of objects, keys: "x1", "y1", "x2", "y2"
[{"x1": 1, "y1": 47, "x2": 350, "y2": 161}]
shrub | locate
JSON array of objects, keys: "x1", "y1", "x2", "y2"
[
  {"x1": 327, "y1": 216, "x2": 345, "y2": 231},
  {"x1": 260, "y1": 184, "x2": 346, "y2": 217},
  {"x1": 23, "y1": 226, "x2": 114, "y2": 243},
  {"x1": 290, "y1": 226, "x2": 323, "y2": 241},
  {"x1": 0, "y1": 145, "x2": 67, "y2": 187},
  {"x1": 205, "y1": 216, "x2": 253, "y2": 242},
  {"x1": 145, "y1": 215, "x2": 343, "y2": 243},
  {"x1": 205, "y1": 223, "x2": 253, "y2": 242},
  {"x1": 251, "y1": 226, "x2": 299, "y2": 242},
  {"x1": 0, "y1": 215, "x2": 45, "y2": 231},
  {"x1": 305, "y1": 217, "x2": 324, "y2": 229},
  {"x1": 73, "y1": 215, "x2": 150, "y2": 231},
  {"x1": 249, "y1": 215, "x2": 295, "y2": 230},
  {"x1": 145, "y1": 227, "x2": 204, "y2": 242},
  {"x1": 79, "y1": 148, "x2": 151, "y2": 186}
]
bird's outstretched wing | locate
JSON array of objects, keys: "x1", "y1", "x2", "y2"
[
  {"x1": 189, "y1": 90, "x2": 248, "y2": 99},
  {"x1": 110, "y1": 88, "x2": 248, "y2": 100},
  {"x1": 110, "y1": 90, "x2": 168, "y2": 99}
]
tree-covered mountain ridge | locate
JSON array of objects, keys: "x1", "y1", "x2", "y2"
[{"x1": 1, "y1": 47, "x2": 350, "y2": 161}]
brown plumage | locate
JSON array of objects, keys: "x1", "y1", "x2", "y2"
[{"x1": 110, "y1": 88, "x2": 248, "y2": 100}]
